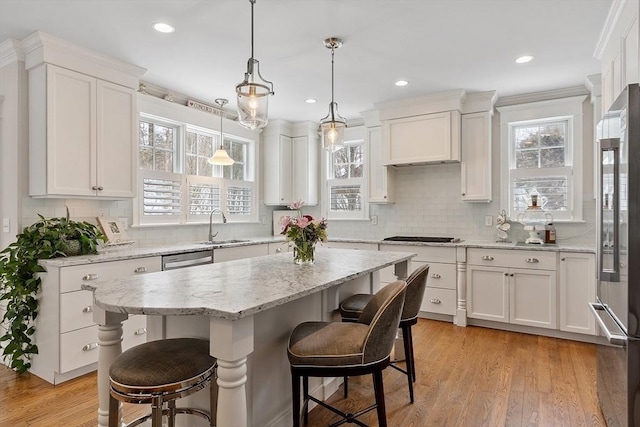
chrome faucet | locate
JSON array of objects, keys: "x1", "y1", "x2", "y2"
[{"x1": 208, "y1": 208, "x2": 227, "y2": 242}]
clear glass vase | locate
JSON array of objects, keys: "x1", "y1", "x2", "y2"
[{"x1": 293, "y1": 241, "x2": 315, "y2": 265}]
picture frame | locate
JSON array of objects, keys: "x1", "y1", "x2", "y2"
[{"x1": 97, "y1": 217, "x2": 131, "y2": 244}]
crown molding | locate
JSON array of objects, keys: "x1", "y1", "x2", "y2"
[
  {"x1": 495, "y1": 86, "x2": 589, "y2": 107},
  {"x1": 593, "y1": 0, "x2": 627, "y2": 60},
  {"x1": 0, "y1": 39, "x2": 24, "y2": 68}
]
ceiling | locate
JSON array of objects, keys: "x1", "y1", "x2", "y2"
[{"x1": 0, "y1": 0, "x2": 612, "y2": 123}]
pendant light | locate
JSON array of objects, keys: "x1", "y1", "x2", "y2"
[
  {"x1": 208, "y1": 98, "x2": 235, "y2": 166},
  {"x1": 236, "y1": 0, "x2": 274, "y2": 130},
  {"x1": 320, "y1": 37, "x2": 347, "y2": 151}
]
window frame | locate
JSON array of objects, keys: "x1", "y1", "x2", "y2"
[{"x1": 498, "y1": 96, "x2": 586, "y2": 223}]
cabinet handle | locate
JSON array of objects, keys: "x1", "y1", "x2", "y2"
[
  {"x1": 620, "y1": 263, "x2": 626, "y2": 268},
  {"x1": 82, "y1": 274, "x2": 98, "y2": 281},
  {"x1": 97, "y1": 186, "x2": 104, "y2": 191},
  {"x1": 430, "y1": 273, "x2": 441, "y2": 279},
  {"x1": 525, "y1": 257, "x2": 539, "y2": 263},
  {"x1": 134, "y1": 328, "x2": 147, "y2": 336},
  {"x1": 82, "y1": 305, "x2": 93, "y2": 313},
  {"x1": 275, "y1": 248, "x2": 282, "y2": 253},
  {"x1": 430, "y1": 298, "x2": 442, "y2": 304},
  {"x1": 510, "y1": 273, "x2": 514, "y2": 277},
  {"x1": 92, "y1": 186, "x2": 98, "y2": 190},
  {"x1": 481, "y1": 255, "x2": 494, "y2": 261},
  {"x1": 134, "y1": 267, "x2": 147, "y2": 273},
  {"x1": 82, "y1": 342, "x2": 98, "y2": 351},
  {"x1": 504, "y1": 273, "x2": 509, "y2": 276},
  {"x1": 561, "y1": 257, "x2": 566, "y2": 261}
]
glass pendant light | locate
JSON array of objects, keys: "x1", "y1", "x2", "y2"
[
  {"x1": 236, "y1": 0, "x2": 274, "y2": 130},
  {"x1": 320, "y1": 37, "x2": 347, "y2": 151},
  {"x1": 208, "y1": 98, "x2": 235, "y2": 166}
]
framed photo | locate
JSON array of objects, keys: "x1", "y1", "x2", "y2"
[{"x1": 97, "y1": 217, "x2": 130, "y2": 244}]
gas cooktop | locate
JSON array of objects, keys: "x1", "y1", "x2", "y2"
[{"x1": 382, "y1": 236, "x2": 461, "y2": 243}]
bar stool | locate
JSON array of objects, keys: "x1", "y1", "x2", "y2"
[
  {"x1": 288, "y1": 281, "x2": 407, "y2": 427},
  {"x1": 108, "y1": 338, "x2": 216, "y2": 427},
  {"x1": 339, "y1": 264, "x2": 430, "y2": 403}
]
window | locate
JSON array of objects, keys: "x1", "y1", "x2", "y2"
[
  {"x1": 325, "y1": 135, "x2": 367, "y2": 220},
  {"x1": 137, "y1": 114, "x2": 256, "y2": 225},
  {"x1": 498, "y1": 96, "x2": 586, "y2": 222}
]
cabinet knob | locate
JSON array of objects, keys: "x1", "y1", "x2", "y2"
[
  {"x1": 462, "y1": 193, "x2": 466, "y2": 196},
  {"x1": 275, "y1": 248, "x2": 282, "y2": 253},
  {"x1": 383, "y1": 195, "x2": 387, "y2": 199},
  {"x1": 92, "y1": 186, "x2": 98, "y2": 190},
  {"x1": 525, "y1": 257, "x2": 539, "y2": 263},
  {"x1": 82, "y1": 342, "x2": 98, "y2": 352},
  {"x1": 134, "y1": 328, "x2": 147, "y2": 336},
  {"x1": 82, "y1": 274, "x2": 98, "y2": 281},
  {"x1": 134, "y1": 267, "x2": 147, "y2": 273},
  {"x1": 510, "y1": 273, "x2": 514, "y2": 277},
  {"x1": 504, "y1": 273, "x2": 509, "y2": 276},
  {"x1": 97, "y1": 186, "x2": 104, "y2": 191},
  {"x1": 82, "y1": 305, "x2": 93, "y2": 313},
  {"x1": 620, "y1": 263, "x2": 626, "y2": 268},
  {"x1": 430, "y1": 298, "x2": 442, "y2": 304},
  {"x1": 481, "y1": 255, "x2": 494, "y2": 261},
  {"x1": 430, "y1": 273, "x2": 441, "y2": 279},
  {"x1": 561, "y1": 257, "x2": 566, "y2": 261}
]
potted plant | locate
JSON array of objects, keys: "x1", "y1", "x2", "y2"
[{"x1": 0, "y1": 211, "x2": 105, "y2": 373}]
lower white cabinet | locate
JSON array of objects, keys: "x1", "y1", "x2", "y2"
[
  {"x1": 559, "y1": 252, "x2": 596, "y2": 335},
  {"x1": 31, "y1": 256, "x2": 161, "y2": 384},
  {"x1": 213, "y1": 244, "x2": 269, "y2": 262},
  {"x1": 467, "y1": 248, "x2": 557, "y2": 329}
]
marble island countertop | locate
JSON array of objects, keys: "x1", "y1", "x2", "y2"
[
  {"x1": 81, "y1": 248, "x2": 415, "y2": 320},
  {"x1": 41, "y1": 235, "x2": 595, "y2": 268}
]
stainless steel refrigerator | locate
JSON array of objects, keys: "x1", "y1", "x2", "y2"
[{"x1": 590, "y1": 83, "x2": 640, "y2": 427}]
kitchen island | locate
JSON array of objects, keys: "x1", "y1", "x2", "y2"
[{"x1": 82, "y1": 247, "x2": 414, "y2": 427}]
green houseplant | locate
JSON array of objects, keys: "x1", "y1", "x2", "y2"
[{"x1": 0, "y1": 212, "x2": 105, "y2": 373}]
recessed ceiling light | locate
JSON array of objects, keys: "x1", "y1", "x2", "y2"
[
  {"x1": 153, "y1": 23, "x2": 175, "y2": 33},
  {"x1": 395, "y1": 80, "x2": 409, "y2": 87},
  {"x1": 515, "y1": 55, "x2": 534, "y2": 64},
  {"x1": 305, "y1": 98, "x2": 317, "y2": 104}
]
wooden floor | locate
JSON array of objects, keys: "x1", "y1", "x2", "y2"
[{"x1": 0, "y1": 319, "x2": 605, "y2": 427}]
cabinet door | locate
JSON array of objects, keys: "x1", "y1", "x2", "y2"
[
  {"x1": 383, "y1": 111, "x2": 459, "y2": 165},
  {"x1": 214, "y1": 244, "x2": 269, "y2": 262},
  {"x1": 461, "y1": 112, "x2": 491, "y2": 202},
  {"x1": 623, "y1": 16, "x2": 639, "y2": 86},
  {"x1": 367, "y1": 127, "x2": 394, "y2": 203},
  {"x1": 96, "y1": 80, "x2": 136, "y2": 198},
  {"x1": 46, "y1": 65, "x2": 97, "y2": 196},
  {"x1": 292, "y1": 136, "x2": 315, "y2": 205},
  {"x1": 467, "y1": 265, "x2": 509, "y2": 322},
  {"x1": 278, "y1": 135, "x2": 293, "y2": 204},
  {"x1": 559, "y1": 252, "x2": 596, "y2": 335},
  {"x1": 510, "y1": 268, "x2": 557, "y2": 329}
]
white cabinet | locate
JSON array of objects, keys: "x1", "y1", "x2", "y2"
[
  {"x1": 366, "y1": 126, "x2": 395, "y2": 203},
  {"x1": 31, "y1": 256, "x2": 161, "y2": 384},
  {"x1": 467, "y1": 248, "x2": 557, "y2": 329},
  {"x1": 263, "y1": 120, "x2": 319, "y2": 206},
  {"x1": 559, "y1": 252, "x2": 596, "y2": 335},
  {"x1": 323, "y1": 241, "x2": 377, "y2": 251},
  {"x1": 381, "y1": 111, "x2": 461, "y2": 165},
  {"x1": 461, "y1": 111, "x2": 492, "y2": 202},
  {"x1": 27, "y1": 65, "x2": 138, "y2": 198},
  {"x1": 379, "y1": 244, "x2": 457, "y2": 317}
]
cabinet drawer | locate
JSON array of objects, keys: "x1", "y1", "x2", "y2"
[
  {"x1": 467, "y1": 248, "x2": 556, "y2": 271},
  {"x1": 123, "y1": 315, "x2": 147, "y2": 351},
  {"x1": 421, "y1": 288, "x2": 456, "y2": 315},
  {"x1": 60, "y1": 325, "x2": 99, "y2": 373},
  {"x1": 60, "y1": 257, "x2": 162, "y2": 293},
  {"x1": 426, "y1": 263, "x2": 457, "y2": 290},
  {"x1": 60, "y1": 290, "x2": 94, "y2": 333},
  {"x1": 379, "y1": 244, "x2": 456, "y2": 263}
]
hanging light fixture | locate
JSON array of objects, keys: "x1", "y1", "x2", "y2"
[
  {"x1": 208, "y1": 98, "x2": 235, "y2": 166},
  {"x1": 320, "y1": 37, "x2": 347, "y2": 151},
  {"x1": 236, "y1": 0, "x2": 274, "y2": 130}
]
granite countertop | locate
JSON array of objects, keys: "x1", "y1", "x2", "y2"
[
  {"x1": 41, "y1": 235, "x2": 595, "y2": 268},
  {"x1": 81, "y1": 248, "x2": 415, "y2": 320}
]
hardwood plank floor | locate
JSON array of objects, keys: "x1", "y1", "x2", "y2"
[{"x1": 0, "y1": 319, "x2": 605, "y2": 426}]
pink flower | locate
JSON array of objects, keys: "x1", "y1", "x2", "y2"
[
  {"x1": 296, "y1": 216, "x2": 310, "y2": 228},
  {"x1": 288, "y1": 200, "x2": 304, "y2": 210}
]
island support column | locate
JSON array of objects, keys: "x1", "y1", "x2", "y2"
[
  {"x1": 210, "y1": 315, "x2": 254, "y2": 427},
  {"x1": 93, "y1": 307, "x2": 128, "y2": 427}
]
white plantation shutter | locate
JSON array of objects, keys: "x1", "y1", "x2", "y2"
[
  {"x1": 227, "y1": 185, "x2": 252, "y2": 215},
  {"x1": 142, "y1": 177, "x2": 182, "y2": 217},
  {"x1": 188, "y1": 181, "x2": 221, "y2": 219},
  {"x1": 330, "y1": 184, "x2": 362, "y2": 212}
]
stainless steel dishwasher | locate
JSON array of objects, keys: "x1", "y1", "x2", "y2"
[{"x1": 161, "y1": 249, "x2": 213, "y2": 270}]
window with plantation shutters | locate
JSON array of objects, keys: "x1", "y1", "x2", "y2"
[
  {"x1": 326, "y1": 136, "x2": 367, "y2": 220},
  {"x1": 137, "y1": 114, "x2": 257, "y2": 225},
  {"x1": 498, "y1": 96, "x2": 585, "y2": 222}
]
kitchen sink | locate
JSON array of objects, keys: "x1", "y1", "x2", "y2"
[
  {"x1": 199, "y1": 239, "x2": 250, "y2": 245},
  {"x1": 383, "y1": 236, "x2": 461, "y2": 243}
]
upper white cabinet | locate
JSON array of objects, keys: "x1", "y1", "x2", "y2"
[
  {"x1": 362, "y1": 110, "x2": 394, "y2": 203},
  {"x1": 263, "y1": 120, "x2": 319, "y2": 206},
  {"x1": 24, "y1": 32, "x2": 145, "y2": 199},
  {"x1": 596, "y1": 0, "x2": 639, "y2": 110},
  {"x1": 376, "y1": 90, "x2": 465, "y2": 166},
  {"x1": 460, "y1": 91, "x2": 496, "y2": 203}
]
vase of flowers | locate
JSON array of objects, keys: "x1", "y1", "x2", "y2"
[{"x1": 280, "y1": 201, "x2": 328, "y2": 265}]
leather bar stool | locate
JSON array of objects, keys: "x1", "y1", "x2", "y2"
[
  {"x1": 108, "y1": 338, "x2": 216, "y2": 427},
  {"x1": 339, "y1": 264, "x2": 430, "y2": 403},
  {"x1": 288, "y1": 281, "x2": 407, "y2": 427}
]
